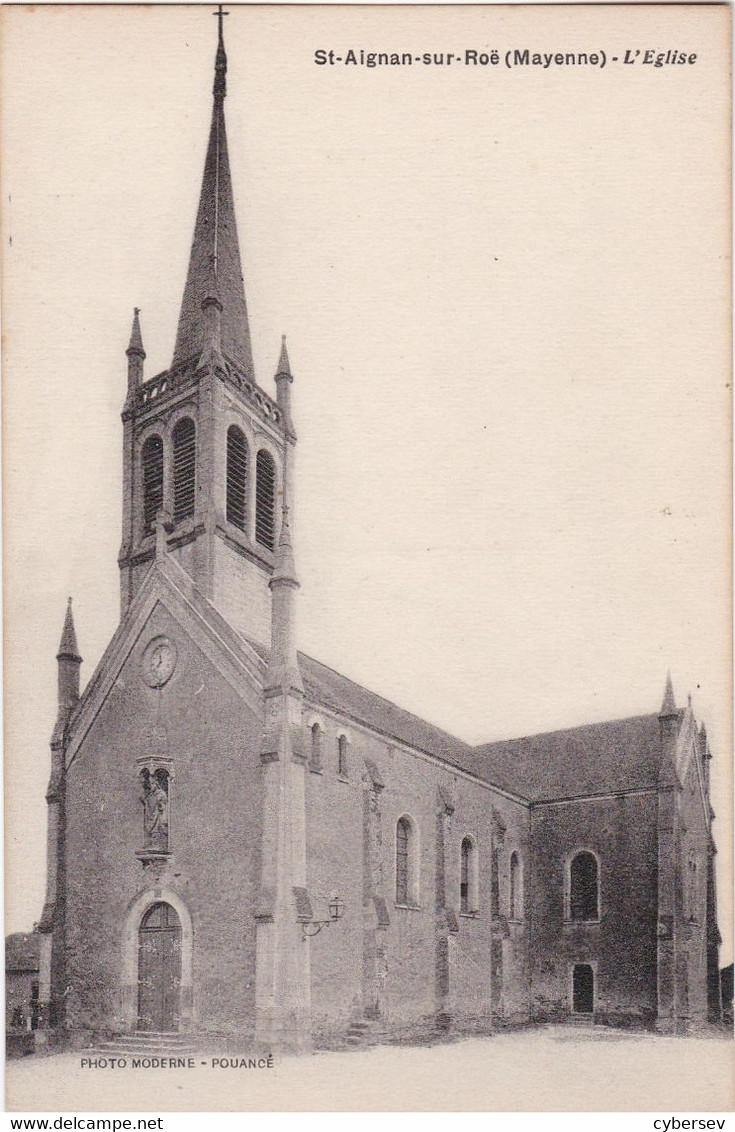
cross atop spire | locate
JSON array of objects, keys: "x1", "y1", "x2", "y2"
[
  {"x1": 213, "y1": 5, "x2": 228, "y2": 101},
  {"x1": 171, "y1": 9, "x2": 254, "y2": 378}
]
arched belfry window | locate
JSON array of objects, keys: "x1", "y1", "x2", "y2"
[
  {"x1": 226, "y1": 426, "x2": 248, "y2": 531},
  {"x1": 172, "y1": 417, "x2": 196, "y2": 523},
  {"x1": 396, "y1": 815, "x2": 419, "y2": 906},
  {"x1": 510, "y1": 851, "x2": 524, "y2": 920},
  {"x1": 142, "y1": 435, "x2": 164, "y2": 534},
  {"x1": 255, "y1": 450, "x2": 276, "y2": 550},
  {"x1": 568, "y1": 851, "x2": 599, "y2": 922},
  {"x1": 460, "y1": 836, "x2": 478, "y2": 914}
]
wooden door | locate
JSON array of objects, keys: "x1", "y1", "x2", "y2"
[{"x1": 137, "y1": 902, "x2": 182, "y2": 1032}]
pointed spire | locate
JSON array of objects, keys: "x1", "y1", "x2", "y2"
[
  {"x1": 125, "y1": 307, "x2": 146, "y2": 402},
  {"x1": 276, "y1": 335, "x2": 292, "y2": 379},
  {"x1": 660, "y1": 670, "x2": 677, "y2": 717},
  {"x1": 274, "y1": 335, "x2": 297, "y2": 440},
  {"x1": 126, "y1": 307, "x2": 145, "y2": 358},
  {"x1": 171, "y1": 11, "x2": 254, "y2": 378},
  {"x1": 57, "y1": 597, "x2": 81, "y2": 662},
  {"x1": 214, "y1": 5, "x2": 228, "y2": 102}
]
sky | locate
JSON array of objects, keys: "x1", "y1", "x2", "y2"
[{"x1": 2, "y1": 4, "x2": 731, "y2": 960}]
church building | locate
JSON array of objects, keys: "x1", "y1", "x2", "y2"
[{"x1": 37, "y1": 15, "x2": 723, "y2": 1053}]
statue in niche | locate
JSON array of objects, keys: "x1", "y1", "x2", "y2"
[{"x1": 140, "y1": 769, "x2": 169, "y2": 850}]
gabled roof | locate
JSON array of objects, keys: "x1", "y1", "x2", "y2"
[
  {"x1": 472, "y1": 713, "x2": 665, "y2": 802},
  {"x1": 72, "y1": 554, "x2": 667, "y2": 806},
  {"x1": 298, "y1": 652, "x2": 483, "y2": 781},
  {"x1": 245, "y1": 639, "x2": 667, "y2": 803}
]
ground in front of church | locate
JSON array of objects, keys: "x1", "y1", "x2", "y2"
[{"x1": 6, "y1": 1024, "x2": 733, "y2": 1112}]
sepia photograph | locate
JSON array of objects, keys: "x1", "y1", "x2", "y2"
[{"x1": 2, "y1": 2, "x2": 732, "y2": 1115}]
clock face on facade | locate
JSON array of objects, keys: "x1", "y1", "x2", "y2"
[{"x1": 141, "y1": 636, "x2": 177, "y2": 688}]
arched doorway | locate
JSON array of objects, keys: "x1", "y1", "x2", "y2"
[
  {"x1": 572, "y1": 963, "x2": 595, "y2": 1015},
  {"x1": 137, "y1": 902, "x2": 182, "y2": 1032}
]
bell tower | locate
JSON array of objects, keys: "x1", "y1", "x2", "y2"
[{"x1": 118, "y1": 9, "x2": 294, "y2": 649}]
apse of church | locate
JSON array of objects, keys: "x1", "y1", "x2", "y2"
[{"x1": 36, "y1": 12, "x2": 722, "y2": 1053}]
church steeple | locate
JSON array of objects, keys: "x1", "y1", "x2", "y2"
[
  {"x1": 118, "y1": 11, "x2": 294, "y2": 650},
  {"x1": 171, "y1": 8, "x2": 254, "y2": 377}
]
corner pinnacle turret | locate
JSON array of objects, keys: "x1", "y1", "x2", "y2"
[
  {"x1": 56, "y1": 597, "x2": 82, "y2": 722},
  {"x1": 659, "y1": 670, "x2": 677, "y2": 717},
  {"x1": 126, "y1": 308, "x2": 145, "y2": 358},
  {"x1": 274, "y1": 335, "x2": 297, "y2": 439},
  {"x1": 171, "y1": 8, "x2": 254, "y2": 378},
  {"x1": 57, "y1": 597, "x2": 81, "y2": 662}
]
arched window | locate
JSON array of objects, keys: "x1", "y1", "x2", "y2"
[
  {"x1": 396, "y1": 815, "x2": 419, "y2": 906},
  {"x1": 172, "y1": 417, "x2": 196, "y2": 522},
  {"x1": 337, "y1": 734, "x2": 348, "y2": 778},
  {"x1": 510, "y1": 851, "x2": 524, "y2": 920},
  {"x1": 460, "y1": 836, "x2": 478, "y2": 914},
  {"x1": 310, "y1": 722, "x2": 322, "y2": 773},
  {"x1": 226, "y1": 426, "x2": 248, "y2": 531},
  {"x1": 255, "y1": 449, "x2": 276, "y2": 550},
  {"x1": 141, "y1": 435, "x2": 164, "y2": 534},
  {"x1": 569, "y1": 851, "x2": 599, "y2": 922}
]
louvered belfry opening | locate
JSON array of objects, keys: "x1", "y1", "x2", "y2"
[
  {"x1": 142, "y1": 435, "x2": 164, "y2": 534},
  {"x1": 226, "y1": 426, "x2": 248, "y2": 530},
  {"x1": 172, "y1": 417, "x2": 196, "y2": 523},
  {"x1": 255, "y1": 449, "x2": 276, "y2": 550}
]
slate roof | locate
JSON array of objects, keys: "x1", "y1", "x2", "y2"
[
  {"x1": 170, "y1": 21, "x2": 255, "y2": 377},
  {"x1": 472, "y1": 713, "x2": 666, "y2": 802},
  {"x1": 88, "y1": 559, "x2": 666, "y2": 807},
  {"x1": 293, "y1": 652, "x2": 665, "y2": 804},
  {"x1": 5, "y1": 932, "x2": 40, "y2": 972},
  {"x1": 289, "y1": 647, "x2": 668, "y2": 802},
  {"x1": 298, "y1": 652, "x2": 482, "y2": 781}
]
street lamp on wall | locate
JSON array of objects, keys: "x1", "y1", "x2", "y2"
[{"x1": 301, "y1": 895, "x2": 346, "y2": 940}]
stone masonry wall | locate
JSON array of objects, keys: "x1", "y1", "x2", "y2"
[
  {"x1": 303, "y1": 708, "x2": 530, "y2": 1041},
  {"x1": 529, "y1": 792, "x2": 659, "y2": 1027},
  {"x1": 63, "y1": 602, "x2": 263, "y2": 1037}
]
